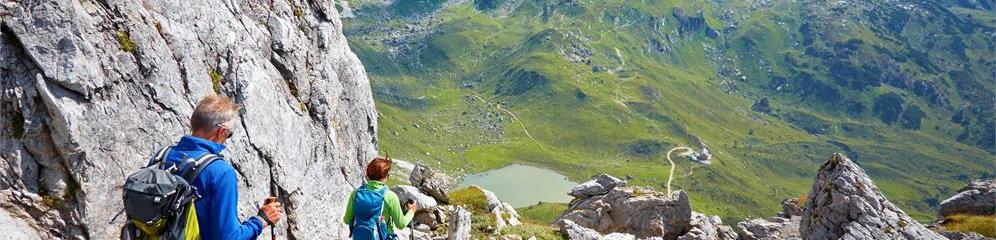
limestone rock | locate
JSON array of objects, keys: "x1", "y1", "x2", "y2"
[
  {"x1": 559, "y1": 219, "x2": 639, "y2": 240},
  {"x1": 0, "y1": 208, "x2": 43, "y2": 240},
  {"x1": 735, "y1": 216, "x2": 801, "y2": 240},
  {"x1": 939, "y1": 180, "x2": 995, "y2": 216},
  {"x1": 394, "y1": 227, "x2": 433, "y2": 240},
  {"x1": 939, "y1": 231, "x2": 992, "y2": 240},
  {"x1": 493, "y1": 201, "x2": 522, "y2": 231},
  {"x1": 678, "y1": 212, "x2": 738, "y2": 240},
  {"x1": 473, "y1": 185, "x2": 503, "y2": 212},
  {"x1": 567, "y1": 174, "x2": 625, "y2": 198},
  {"x1": 600, "y1": 233, "x2": 638, "y2": 240},
  {"x1": 0, "y1": 0, "x2": 378, "y2": 238},
  {"x1": 560, "y1": 219, "x2": 608, "y2": 240},
  {"x1": 557, "y1": 174, "x2": 691, "y2": 239},
  {"x1": 393, "y1": 185, "x2": 439, "y2": 210},
  {"x1": 448, "y1": 206, "x2": 472, "y2": 240},
  {"x1": 411, "y1": 164, "x2": 450, "y2": 204},
  {"x1": 800, "y1": 153, "x2": 946, "y2": 240},
  {"x1": 778, "y1": 198, "x2": 803, "y2": 218},
  {"x1": 500, "y1": 235, "x2": 524, "y2": 240},
  {"x1": 413, "y1": 206, "x2": 448, "y2": 230}
]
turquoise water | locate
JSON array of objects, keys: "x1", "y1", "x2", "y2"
[{"x1": 454, "y1": 164, "x2": 578, "y2": 208}]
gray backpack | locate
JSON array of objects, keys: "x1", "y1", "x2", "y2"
[{"x1": 118, "y1": 147, "x2": 221, "y2": 240}]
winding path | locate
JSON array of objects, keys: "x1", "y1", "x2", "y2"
[
  {"x1": 471, "y1": 95, "x2": 546, "y2": 150},
  {"x1": 665, "y1": 146, "x2": 695, "y2": 195}
]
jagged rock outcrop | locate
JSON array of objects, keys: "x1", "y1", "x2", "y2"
[
  {"x1": 559, "y1": 219, "x2": 638, "y2": 240},
  {"x1": 394, "y1": 227, "x2": 433, "y2": 240},
  {"x1": 938, "y1": 180, "x2": 995, "y2": 216},
  {"x1": 733, "y1": 197, "x2": 802, "y2": 240},
  {"x1": 939, "y1": 231, "x2": 991, "y2": 240},
  {"x1": 778, "y1": 198, "x2": 803, "y2": 218},
  {"x1": 800, "y1": 153, "x2": 946, "y2": 239},
  {"x1": 0, "y1": 209, "x2": 42, "y2": 239},
  {"x1": 493, "y1": 201, "x2": 522, "y2": 230},
  {"x1": 560, "y1": 219, "x2": 606, "y2": 240},
  {"x1": 393, "y1": 185, "x2": 439, "y2": 210},
  {"x1": 679, "y1": 212, "x2": 738, "y2": 240},
  {"x1": 556, "y1": 174, "x2": 693, "y2": 239},
  {"x1": 413, "y1": 205, "x2": 449, "y2": 230},
  {"x1": 449, "y1": 206, "x2": 472, "y2": 240},
  {"x1": 0, "y1": 0, "x2": 377, "y2": 239},
  {"x1": 469, "y1": 185, "x2": 520, "y2": 230},
  {"x1": 568, "y1": 174, "x2": 625, "y2": 198},
  {"x1": 478, "y1": 185, "x2": 503, "y2": 211},
  {"x1": 411, "y1": 163, "x2": 450, "y2": 204},
  {"x1": 735, "y1": 216, "x2": 801, "y2": 240}
]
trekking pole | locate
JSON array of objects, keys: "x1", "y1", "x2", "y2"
[
  {"x1": 108, "y1": 208, "x2": 126, "y2": 224},
  {"x1": 265, "y1": 197, "x2": 278, "y2": 240},
  {"x1": 255, "y1": 202, "x2": 276, "y2": 240}
]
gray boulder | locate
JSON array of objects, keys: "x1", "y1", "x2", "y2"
[
  {"x1": 800, "y1": 153, "x2": 946, "y2": 240},
  {"x1": 939, "y1": 231, "x2": 992, "y2": 240},
  {"x1": 448, "y1": 206, "x2": 472, "y2": 240},
  {"x1": 474, "y1": 185, "x2": 503, "y2": 212},
  {"x1": 464, "y1": 185, "x2": 520, "y2": 231},
  {"x1": 394, "y1": 227, "x2": 433, "y2": 240},
  {"x1": 493, "y1": 202, "x2": 522, "y2": 231},
  {"x1": 0, "y1": 0, "x2": 378, "y2": 238},
  {"x1": 411, "y1": 164, "x2": 450, "y2": 204},
  {"x1": 393, "y1": 185, "x2": 439, "y2": 210},
  {"x1": 500, "y1": 235, "x2": 524, "y2": 240},
  {"x1": 735, "y1": 216, "x2": 801, "y2": 240},
  {"x1": 568, "y1": 174, "x2": 626, "y2": 198},
  {"x1": 413, "y1": 206, "x2": 448, "y2": 230},
  {"x1": 778, "y1": 198, "x2": 803, "y2": 218},
  {"x1": 560, "y1": 219, "x2": 637, "y2": 240},
  {"x1": 939, "y1": 180, "x2": 995, "y2": 216},
  {"x1": 0, "y1": 206, "x2": 43, "y2": 240},
  {"x1": 557, "y1": 174, "x2": 692, "y2": 239},
  {"x1": 560, "y1": 219, "x2": 603, "y2": 240},
  {"x1": 679, "y1": 212, "x2": 738, "y2": 240}
]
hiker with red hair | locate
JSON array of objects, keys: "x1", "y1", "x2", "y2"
[{"x1": 343, "y1": 157, "x2": 417, "y2": 240}]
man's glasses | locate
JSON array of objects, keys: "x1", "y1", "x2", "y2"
[{"x1": 216, "y1": 123, "x2": 234, "y2": 139}]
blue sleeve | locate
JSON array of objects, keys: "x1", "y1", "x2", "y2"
[{"x1": 202, "y1": 161, "x2": 264, "y2": 240}]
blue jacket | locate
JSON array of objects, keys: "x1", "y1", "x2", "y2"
[{"x1": 164, "y1": 136, "x2": 264, "y2": 240}]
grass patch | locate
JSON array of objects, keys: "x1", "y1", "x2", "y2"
[
  {"x1": 116, "y1": 31, "x2": 137, "y2": 53},
  {"x1": 209, "y1": 70, "x2": 223, "y2": 94},
  {"x1": 501, "y1": 222, "x2": 562, "y2": 239},
  {"x1": 940, "y1": 214, "x2": 996, "y2": 238},
  {"x1": 450, "y1": 186, "x2": 490, "y2": 213},
  {"x1": 517, "y1": 202, "x2": 568, "y2": 224},
  {"x1": 451, "y1": 186, "x2": 564, "y2": 238},
  {"x1": 450, "y1": 186, "x2": 500, "y2": 235}
]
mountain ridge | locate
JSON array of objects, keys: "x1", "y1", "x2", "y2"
[{"x1": 343, "y1": 0, "x2": 994, "y2": 221}]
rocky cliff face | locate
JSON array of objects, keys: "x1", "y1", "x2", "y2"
[
  {"x1": 0, "y1": 0, "x2": 378, "y2": 239},
  {"x1": 801, "y1": 153, "x2": 945, "y2": 240}
]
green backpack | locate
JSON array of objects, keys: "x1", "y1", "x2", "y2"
[{"x1": 118, "y1": 147, "x2": 221, "y2": 240}]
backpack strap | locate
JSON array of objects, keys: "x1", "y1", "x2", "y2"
[
  {"x1": 375, "y1": 187, "x2": 388, "y2": 240},
  {"x1": 146, "y1": 147, "x2": 173, "y2": 168},
  {"x1": 179, "y1": 154, "x2": 223, "y2": 183}
]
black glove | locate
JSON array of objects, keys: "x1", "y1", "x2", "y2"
[{"x1": 257, "y1": 208, "x2": 275, "y2": 226}]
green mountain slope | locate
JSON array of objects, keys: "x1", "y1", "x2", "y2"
[{"x1": 343, "y1": 0, "x2": 994, "y2": 221}]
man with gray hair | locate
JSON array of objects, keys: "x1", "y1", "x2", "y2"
[{"x1": 161, "y1": 95, "x2": 283, "y2": 239}]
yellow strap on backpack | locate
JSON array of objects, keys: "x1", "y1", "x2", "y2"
[
  {"x1": 129, "y1": 202, "x2": 200, "y2": 240},
  {"x1": 184, "y1": 202, "x2": 200, "y2": 240}
]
